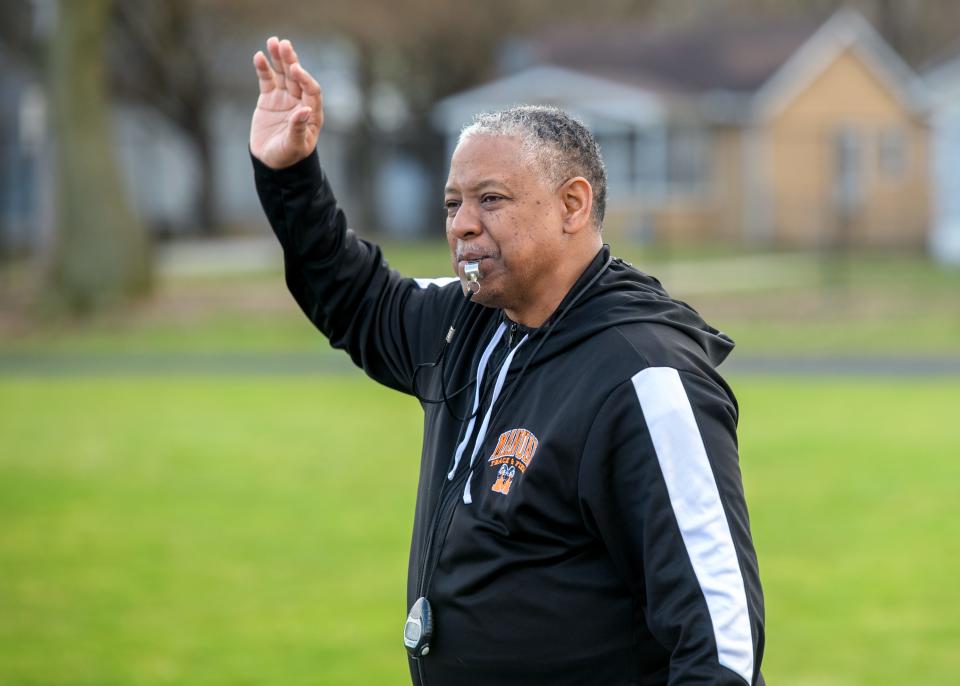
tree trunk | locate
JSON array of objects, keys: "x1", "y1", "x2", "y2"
[
  {"x1": 46, "y1": 0, "x2": 152, "y2": 314},
  {"x1": 186, "y1": 114, "x2": 218, "y2": 235},
  {"x1": 344, "y1": 41, "x2": 380, "y2": 235}
]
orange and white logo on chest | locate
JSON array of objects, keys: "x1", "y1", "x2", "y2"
[{"x1": 487, "y1": 428, "x2": 539, "y2": 495}]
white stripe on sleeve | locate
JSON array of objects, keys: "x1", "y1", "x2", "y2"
[
  {"x1": 631, "y1": 366, "x2": 754, "y2": 685},
  {"x1": 414, "y1": 277, "x2": 459, "y2": 289}
]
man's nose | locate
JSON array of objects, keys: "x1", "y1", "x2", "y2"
[{"x1": 448, "y1": 202, "x2": 481, "y2": 240}]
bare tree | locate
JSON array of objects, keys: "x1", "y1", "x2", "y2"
[
  {"x1": 46, "y1": 0, "x2": 151, "y2": 313},
  {"x1": 203, "y1": 0, "x2": 958, "y2": 235},
  {"x1": 1, "y1": 1, "x2": 221, "y2": 241},
  {"x1": 217, "y1": 0, "x2": 661, "y2": 233},
  {"x1": 109, "y1": 0, "x2": 220, "y2": 234}
]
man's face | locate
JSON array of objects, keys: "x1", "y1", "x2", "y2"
[{"x1": 444, "y1": 134, "x2": 565, "y2": 313}]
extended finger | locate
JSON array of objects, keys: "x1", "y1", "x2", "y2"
[
  {"x1": 279, "y1": 39, "x2": 302, "y2": 99},
  {"x1": 266, "y1": 36, "x2": 286, "y2": 88},
  {"x1": 291, "y1": 62, "x2": 322, "y2": 117},
  {"x1": 253, "y1": 51, "x2": 276, "y2": 94}
]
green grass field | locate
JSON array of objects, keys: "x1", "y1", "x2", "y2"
[
  {"x1": 3, "y1": 243, "x2": 959, "y2": 357},
  {"x1": 1, "y1": 375, "x2": 958, "y2": 685}
]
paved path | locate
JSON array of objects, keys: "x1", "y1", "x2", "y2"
[
  {"x1": 721, "y1": 355, "x2": 960, "y2": 376},
  {"x1": 155, "y1": 238, "x2": 820, "y2": 295},
  {"x1": 1, "y1": 352, "x2": 958, "y2": 378},
  {"x1": 156, "y1": 237, "x2": 282, "y2": 278}
]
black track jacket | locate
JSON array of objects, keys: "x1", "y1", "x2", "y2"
[{"x1": 253, "y1": 151, "x2": 765, "y2": 686}]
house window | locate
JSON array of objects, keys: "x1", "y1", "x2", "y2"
[
  {"x1": 594, "y1": 133, "x2": 633, "y2": 194},
  {"x1": 633, "y1": 128, "x2": 663, "y2": 197},
  {"x1": 878, "y1": 127, "x2": 908, "y2": 179},
  {"x1": 665, "y1": 128, "x2": 707, "y2": 198},
  {"x1": 595, "y1": 126, "x2": 688, "y2": 201}
]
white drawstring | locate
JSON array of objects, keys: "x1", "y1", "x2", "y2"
[
  {"x1": 462, "y1": 333, "x2": 529, "y2": 504},
  {"x1": 447, "y1": 323, "x2": 506, "y2": 480}
]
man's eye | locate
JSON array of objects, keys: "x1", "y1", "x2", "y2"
[
  {"x1": 444, "y1": 200, "x2": 460, "y2": 213},
  {"x1": 481, "y1": 194, "x2": 503, "y2": 204}
]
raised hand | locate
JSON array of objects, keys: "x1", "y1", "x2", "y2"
[{"x1": 250, "y1": 37, "x2": 323, "y2": 169}]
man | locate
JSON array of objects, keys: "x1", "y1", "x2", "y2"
[{"x1": 251, "y1": 36, "x2": 765, "y2": 686}]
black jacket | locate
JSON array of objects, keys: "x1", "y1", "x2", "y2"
[{"x1": 253, "y1": 151, "x2": 765, "y2": 686}]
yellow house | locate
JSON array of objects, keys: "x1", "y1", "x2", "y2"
[{"x1": 435, "y1": 9, "x2": 930, "y2": 249}]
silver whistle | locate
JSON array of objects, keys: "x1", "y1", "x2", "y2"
[{"x1": 464, "y1": 261, "x2": 481, "y2": 294}]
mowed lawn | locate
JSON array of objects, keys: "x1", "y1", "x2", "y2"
[{"x1": 1, "y1": 376, "x2": 958, "y2": 685}]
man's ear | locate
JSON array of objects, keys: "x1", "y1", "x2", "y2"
[{"x1": 558, "y1": 177, "x2": 593, "y2": 234}]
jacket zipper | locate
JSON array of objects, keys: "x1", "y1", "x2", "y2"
[
  {"x1": 416, "y1": 324, "x2": 514, "y2": 597},
  {"x1": 413, "y1": 428, "x2": 477, "y2": 686},
  {"x1": 414, "y1": 323, "x2": 520, "y2": 686},
  {"x1": 417, "y1": 461, "x2": 472, "y2": 596}
]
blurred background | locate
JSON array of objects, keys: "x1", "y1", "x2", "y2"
[{"x1": 0, "y1": 0, "x2": 958, "y2": 684}]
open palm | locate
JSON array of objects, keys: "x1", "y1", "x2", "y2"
[{"x1": 250, "y1": 37, "x2": 323, "y2": 170}]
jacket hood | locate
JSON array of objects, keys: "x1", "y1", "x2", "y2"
[{"x1": 518, "y1": 245, "x2": 735, "y2": 368}]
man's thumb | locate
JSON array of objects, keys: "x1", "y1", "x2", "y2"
[{"x1": 291, "y1": 106, "x2": 312, "y2": 135}]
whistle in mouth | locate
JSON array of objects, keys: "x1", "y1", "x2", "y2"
[{"x1": 464, "y1": 261, "x2": 481, "y2": 294}]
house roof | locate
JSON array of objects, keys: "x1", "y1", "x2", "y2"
[
  {"x1": 525, "y1": 16, "x2": 820, "y2": 95},
  {"x1": 433, "y1": 65, "x2": 664, "y2": 133},
  {"x1": 434, "y1": 9, "x2": 929, "y2": 131},
  {"x1": 751, "y1": 9, "x2": 928, "y2": 120},
  {"x1": 923, "y1": 43, "x2": 960, "y2": 107},
  {"x1": 518, "y1": 9, "x2": 928, "y2": 119}
]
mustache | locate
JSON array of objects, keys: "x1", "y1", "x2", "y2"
[{"x1": 454, "y1": 245, "x2": 499, "y2": 261}]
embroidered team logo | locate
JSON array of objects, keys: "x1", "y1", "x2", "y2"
[{"x1": 488, "y1": 428, "x2": 539, "y2": 495}]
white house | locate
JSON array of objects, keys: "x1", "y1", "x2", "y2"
[
  {"x1": 434, "y1": 10, "x2": 932, "y2": 250},
  {"x1": 924, "y1": 52, "x2": 960, "y2": 265}
]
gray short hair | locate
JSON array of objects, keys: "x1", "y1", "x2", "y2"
[{"x1": 458, "y1": 105, "x2": 607, "y2": 229}]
